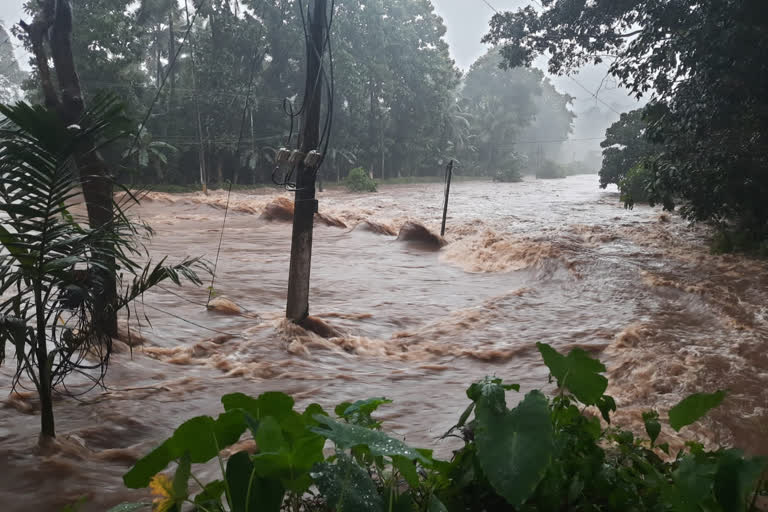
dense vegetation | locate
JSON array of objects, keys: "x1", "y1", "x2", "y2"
[
  {"x1": 0, "y1": 96, "x2": 202, "y2": 439},
  {"x1": 3, "y1": 0, "x2": 578, "y2": 187},
  {"x1": 486, "y1": 0, "x2": 768, "y2": 245},
  {"x1": 115, "y1": 343, "x2": 766, "y2": 511}
]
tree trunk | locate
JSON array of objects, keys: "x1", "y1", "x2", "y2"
[
  {"x1": 49, "y1": 0, "x2": 118, "y2": 337},
  {"x1": 34, "y1": 286, "x2": 55, "y2": 439},
  {"x1": 217, "y1": 157, "x2": 223, "y2": 185}
]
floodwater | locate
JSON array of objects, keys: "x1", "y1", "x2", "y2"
[{"x1": 2, "y1": 175, "x2": 767, "y2": 511}]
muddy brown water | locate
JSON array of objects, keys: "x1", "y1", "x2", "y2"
[{"x1": 2, "y1": 175, "x2": 767, "y2": 511}]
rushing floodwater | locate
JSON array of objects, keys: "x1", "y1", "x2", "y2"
[{"x1": 2, "y1": 175, "x2": 768, "y2": 511}]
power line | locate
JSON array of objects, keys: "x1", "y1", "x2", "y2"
[
  {"x1": 480, "y1": 0, "x2": 498, "y2": 13},
  {"x1": 567, "y1": 76, "x2": 622, "y2": 115}
]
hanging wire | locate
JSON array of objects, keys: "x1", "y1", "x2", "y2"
[{"x1": 206, "y1": 180, "x2": 233, "y2": 306}]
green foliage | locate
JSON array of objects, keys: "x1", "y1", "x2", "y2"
[
  {"x1": 618, "y1": 163, "x2": 653, "y2": 209},
  {"x1": 120, "y1": 343, "x2": 765, "y2": 512},
  {"x1": 668, "y1": 391, "x2": 726, "y2": 432},
  {"x1": 485, "y1": 0, "x2": 768, "y2": 245},
  {"x1": 535, "y1": 160, "x2": 566, "y2": 180},
  {"x1": 345, "y1": 167, "x2": 377, "y2": 193},
  {"x1": 0, "y1": 96, "x2": 202, "y2": 438},
  {"x1": 599, "y1": 110, "x2": 660, "y2": 190}
]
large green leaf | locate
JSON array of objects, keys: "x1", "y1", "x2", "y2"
[
  {"x1": 226, "y1": 451, "x2": 285, "y2": 512},
  {"x1": 123, "y1": 410, "x2": 246, "y2": 488},
  {"x1": 537, "y1": 342, "x2": 607, "y2": 405},
  {"x1": 312, "y1": 454, "x2": 384, "y2": 512},
  {"x1": 473, "y1": 379, "x2": 553, "y2": 507},
  {"x1": 311, "y1": 415, "x2": 430, "y2": 464},
  {"x1": 668, "y1": 391, "x2": 726, "y2": 431},
  {"x1": 222, "y1": 392, "x2": 295, "y2": 422},
  {"x1": 713, "y1": 450, "x2": 767, "y2": 511}
]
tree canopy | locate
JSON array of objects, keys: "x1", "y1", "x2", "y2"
[{"x1": 485, "y1": 0, "x2": 768, "y2": 241}]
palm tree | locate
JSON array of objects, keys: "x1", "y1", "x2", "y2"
[
  {"x1": 0, "y1": 95, "x2": 202, "y2": 441},
  {"x1": 122, "y1": 126, "x2": 179, "y2": 182}
]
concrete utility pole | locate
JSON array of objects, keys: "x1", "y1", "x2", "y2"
[{"x1": 286, "y1": 0, "x2": 328, "y2": 322}]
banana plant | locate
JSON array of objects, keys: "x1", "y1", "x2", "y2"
[{"x1": 122, "y1": 126, "x2": 178, "y2": 181}]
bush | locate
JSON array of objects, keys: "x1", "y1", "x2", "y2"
[
  {"x1": 618, "y1": 163, "x2": 653, "y2": 209},
  {"x1": 345, "y1": 167, "x2": 377, "y2": 192},
  {"x1": 536, "y1": 159, "x2": 566, "y2": 179},
  {"x1": 493, "y1": 167, "x2": 522, "y2": 182},
  {"x1": 114, "y1": 343, "x2": 766, "y2": 512}
]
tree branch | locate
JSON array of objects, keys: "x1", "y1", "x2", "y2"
[{"x1": 18, "y1": 2, "x2": 59, "y2": 109}]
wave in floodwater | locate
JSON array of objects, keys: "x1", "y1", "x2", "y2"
[{"x1": 4, "y1": 175, "x2": 768, "y2": 511}]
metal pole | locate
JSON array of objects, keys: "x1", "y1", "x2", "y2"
[
  {"x1": 286, "y1": 0, "x2": 327, "y2": 322},
  {"x1": 441, "y1": 160, "x2": 453, "y2": 237}
]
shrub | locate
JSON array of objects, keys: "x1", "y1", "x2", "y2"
[
  {"x1": 619, "y1": 163, "x2": 653, "y2": 209},
  {"x1": 536, "y1": 159, "x2": 566, "y2": 179},
  {"x1": 115, "y1": 343, "x2": 766, "y2": 512},
  {"x1": 345, "y1": 167, "x2": 377, "y2": 192},
  {"x1": 493, "y1": 167, "x2": 522, "y2": 182}
]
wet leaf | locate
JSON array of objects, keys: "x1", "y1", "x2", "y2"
[
  {"x1": 194, "y1": 480, "x2": 225, "y2": 509},
  {"x1": 598, "y1": 395, "x2": 616, "y2": 423},
  {"x1": 124, "y1": 410, "x2": 246, "y2": 488},
  {"x1": 222, "y1": 392, "x2": 295, "y2": 421},
  {"x1": 172, "y1": 452, "x2": 191, "y2": 502},
  {"x1": 226, "y1": 451, "x2": 285, "y2": 512},
  {"x1": 392, "y1": 455, "x2": 419, "y2": 487},
  {"x1": 537, "y1": 342, "x2": 607, "y2": 405},
  {"x1": 105, "y1": 504, "x2": 150, "y2": 512},
  {"x1": 312, "y1": 454, "x2": 384, "y2": 512},
  {"x1": 668, "y1": 391, "x2": 726, "y2": 431},
  {"x1": 714, "y1": 450, "x2": 767, "y2": 511},
  {"x1": 473, "y1": 378, "x2": 553, "y2": 507},
  {"x1": 311, "y1": 415, "x2": 430, "y2": 464},
  {"x1": 643, "y1": 410, "x2": 661, "y2": 446}
]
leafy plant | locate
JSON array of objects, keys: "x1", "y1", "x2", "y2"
[
  {"x1": 117, "y1": 344, "x2": 766, "y2": 511},
  {"x1": 345, "y1": 167, "x2": 377, "y2": 193},
  {"x1": 535, "y1": 160, "x2": 566, "y2": 180},
  {"x1": 0, "y1": 97, "x2": 203, "y2": 440}
]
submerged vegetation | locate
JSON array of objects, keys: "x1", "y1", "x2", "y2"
[
  {"x1": 115, "y1": 344, "x2": 766, "y2": 512},
  {"x1": 344, "y1": 167, "x2": 377, "y2": 193}
]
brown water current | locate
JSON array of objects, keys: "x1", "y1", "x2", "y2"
[{"x1": 2, "y1": 175, "x2": 768, "y2": 510}]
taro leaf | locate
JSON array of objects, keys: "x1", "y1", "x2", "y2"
[
  {"x1": 194, "y1": 480, "x2": 226, "y2": 509},
  {"x1": 226, "y1": 451, "x2": 285, "y2": 512},
  {"x1": 105, "y1": 504, "x2": 150, "y2": 512},
  {"x1": 338, "y1": 397, "x2": 392, "y2": 417},
  {"x1": 428, "y1": 495, "x2": 449, "y2": 512},
  {"x1": 391, "y1": 491, "x2": 415, "y2": 512},
  {"x1": 668, "y1": 391, "x2": 726, "y2": 431},
  {"x1": 597, "y1": 395, "x2": 617, "y2": 424},
  {"x1": 172, "y1": 452, "x2": 191, "y2": 502},
  {"x1": 642, "y1": 411, "x2": 662, "y2": 446},
  {"x1": 713, "y1": 450, "x2": 767, "y2": 512},
  {"x1": 473, "y1": 378, "x2": 553, "y2": 507},
  {"x1": 124, "y1": 410, "x2": 246, "y2": 488},
  {"x1": 392, "y1": 455, "x2": 419, "y2": 488},
  {"x1": 335, "y1": 397, "x2": 392, "y2": 428},
  {"x1": 222, "y1": 392, "x2": 295, "y2": 422},
  {"x1": 537, "y1": 343, "x2": 607, "y2": 405},
  {"x1": 312, "y1": 454, "x2": 384, "y2": 512},
  {"x1": 311, "y1": 415, "x2": 430, "y2": 464}
]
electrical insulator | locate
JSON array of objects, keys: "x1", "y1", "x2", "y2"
[
  {"x1": 304, "y1": 150, "x2": 322, "y2": 167},
  {"x1": 289, "y1": 150, "x2": 306, "y2": 165},
  {"x1": 276, "y1": 148, "x2": 291, "y2": 163}
]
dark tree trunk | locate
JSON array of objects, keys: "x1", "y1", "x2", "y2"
[
  {"x1": 48, "y1": 0, "x2": 118, "y2": 337},
  {"x1": 34, "y1": 286, "x2": 55, "y2": 439}
]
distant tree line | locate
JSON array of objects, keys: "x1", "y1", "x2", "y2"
[
  {"x1": 485, "y1": 0, "x2": 768, "y2": 247},
  {"x1": 8, "y1": 0, "x2": 576, "y2": 187}
]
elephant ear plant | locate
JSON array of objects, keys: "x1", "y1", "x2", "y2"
[
  {"x1": 0, "y1": 94, "x2": 203, "y2": 441},
  {"x1": 115, "y1": 343, "x2": 767, "y2": 512}
]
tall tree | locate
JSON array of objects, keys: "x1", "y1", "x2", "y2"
[{"x1": 484, "y1": 0, "x2": 768, "y2": 240}]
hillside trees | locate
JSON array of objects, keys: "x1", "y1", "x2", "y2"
[{"x1": 485, "y1": 0, "x2": 768, "y2": 242}]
